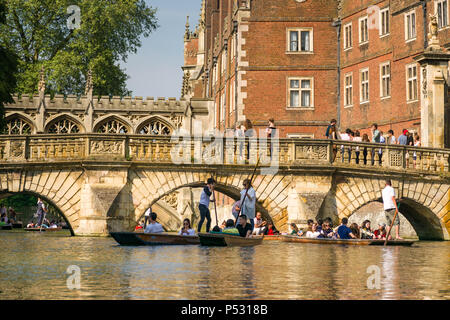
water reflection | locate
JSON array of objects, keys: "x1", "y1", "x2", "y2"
[{"x1": 0, "y1": 232, "x2": 448, "y2": 300}]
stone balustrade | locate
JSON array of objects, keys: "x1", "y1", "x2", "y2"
[{"x1": 0, "y1": 134, "x2": 449, "y2": 173}]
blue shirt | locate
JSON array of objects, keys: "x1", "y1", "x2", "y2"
[
  {"x1": 398, "y1": 134, "x2": 408, "y2": 145},
  {"x1": 337, "y1": 225, "x2": 353, "y2": 239},
  {"x1": 199, "y1": 186, "x2": 212, "y2": 207}
]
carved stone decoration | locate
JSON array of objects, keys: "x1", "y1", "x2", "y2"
[
  {"x1": 295, "y1": 145, "x2": 328, "y2": 160},
  {"x1": 169, "y1": 115, "x2": 184, "y2": 129},
  {"x1": 85, "y1": 69, "x2": 93, "y2": 96},
  {"x1": 10, "y1": 141, "x2": 25, "y2": 158},
  {"x1": 96, "y1": 119, "x2": 129, "y2": 134},
  {"x1": 162, "y1": 191, "x2": 179, "y2": 211},
  {"x1": 90, "y1": 140, "x2": 123, "y2": 155},
  {"x1": 389, "y1": 150, "x2": 403, "y2": 167},
  {"x1": 427, "y1": 14, "x2": 441, "y2": 50},
  {"x1": 181, "y1": 70, "x2": 192, "y2": 97},
  {"x1": 422, "y1": 68, "x2": 427, "y2": 98}
]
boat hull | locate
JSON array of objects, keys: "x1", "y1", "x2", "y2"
[
  {"x1": 0, "y1": 224, "x2": 12, "y2": 230},
  {"x1": 198, "y1": 232, "x2": 263, "y2": 247},
  {"x1": 24, "y1": 227, "x2": 63, "y2": 232},
  {"x1": 263, "y1": 235, "x2": 281, "y2": 241},
  {"x1": 281, "y1": 235, "x2": 415, "y2": 246},
  {"x1": 110, "y1": 232, "x2": 200, "y2": 246}
]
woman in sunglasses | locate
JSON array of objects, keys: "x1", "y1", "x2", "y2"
[{"x1": 179, "y1": 218, "x2": 196, "y2": 236}]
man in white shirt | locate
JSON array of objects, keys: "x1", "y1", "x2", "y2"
[
  {"x1": 381, "y1": 180, "x2": 402, "y2": 240},
  {"x1": 143, "y1": 206, "x2": 152, "y2": 229},
  {"x1": 144, "y1": 212, "x2": 164, "y2": 234}
]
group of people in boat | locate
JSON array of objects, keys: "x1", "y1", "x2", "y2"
[
  {"x1": 0, "y1": 205, "x2": 21, "y2": 226},
  {"x1": 289, "y1": 217, "x2": 391, "y2": 240},
  {"x1": 134, "y1": 178, "x2": 404, "y2": 241}
]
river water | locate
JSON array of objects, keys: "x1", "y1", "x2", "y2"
[{"x1": 0, "y1": 231, "x2": 448, "y2": 300}]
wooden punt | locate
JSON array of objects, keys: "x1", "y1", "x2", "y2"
[
  {"x1": 110, "y1": 232, "x2": 200, "y2": 246},
  {"x1": 23, "y1": 227, "x2": 63, "y2": 232},
  {"x1": 198, "y1": 232, "x2": 264, "y2": 247},
  {"x1": 0, "y1": 224, "x2": 12, "y2": 230},
  {"x1": 262, "y1": 235, "x2": 281, "y2": 241},
  {"x1": 281, "y1": 235, "x2": 415, "y2": 246},
  {"x1": 225, "y1": 235, "x2": 264, "y2": 247},
  {"x1": 12, "y1": 223, "x2": 23, "y2": 229}
]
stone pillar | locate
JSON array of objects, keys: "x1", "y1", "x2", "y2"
[
  {"x1": 414, "y1": 52, "x2": 450, "y2": 149},
  {"x1": 75, "y1": 168, "x2": 130, "y2": 236}
]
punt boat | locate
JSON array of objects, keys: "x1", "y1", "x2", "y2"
[
  {"x1": 0, "y1": 224, "x2": 12, "y2": 230},
  {"x1": 12, "y1": 223, "x2": 23, "y2": 229},
  {"x1": 24, "y1": 227, "x2": 63, "y2": 232},
  {"x1": 198, "y1": 232, "x2": 264, "y2": 247},
  {"x1": 281, "y1": 235, "x2": 415, "y2": 246},
  {"x1": 262, "y1": 235, "x2": 281, "y2": 241},
  {"x1": 110, "y1": 232, "x2": 200, "y2": 246}
]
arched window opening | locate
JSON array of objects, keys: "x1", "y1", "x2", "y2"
[
  {"x1": 139, "y1": 120, "x2": 172, "y2": 135},
  {"x1": 4, "y1": 118, "x2": 32, "y2": 135},
  {"x1": 96, "y1": 119, "x2": 129, "y2": 134},
  {"x1": 47, "y1": 118, "x2": 80, "y2": 134}
]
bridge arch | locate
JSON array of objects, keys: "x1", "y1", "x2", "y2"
[
  {"x1": 332, "y1": 176, "x2": 450, "y2": 240},
  {"x1": 125, "y1": 169, "x2": 285, "y2": 231},
  {"x1": 0, "y1": 190, "x2": 75, "y2": 236},
  {"x1": 0, "y1": 169, "x2": 84, "y2": 235}
]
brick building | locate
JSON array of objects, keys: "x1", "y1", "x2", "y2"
[{"x1": 183, "y1": 0, "x2": 449, "y2": 145}]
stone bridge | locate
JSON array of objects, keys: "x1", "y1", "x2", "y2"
[{"x1": 0, "y1": 134, "x2": 449, "y2": 240}]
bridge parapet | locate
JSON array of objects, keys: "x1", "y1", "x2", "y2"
[{"x1": 0, "y1": 134, "x2": 449, "y2": 174}]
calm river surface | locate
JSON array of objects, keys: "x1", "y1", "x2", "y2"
[{"x1": 0, "y1": 232, "x2": 448, "y2": 300}]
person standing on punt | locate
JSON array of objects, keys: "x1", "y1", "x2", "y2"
[
  {"x1": 143, "y1": 206, "x2": 152, "y2": 229},
  {"x1": 36, "y1": 197, "x2": 47, "y2": 227},
  {"x1": 238, "y1": 179, "x2": 256, "y2": 230},
  {"x1": 144, "y1": 212, "x2": 164, "y2": 234},
  {"x1": 198, "y1": 178, "x2": 215, "y2": 233},
  {"x1": 382, "y1": 180, "x2": 403, "y2": 240}
]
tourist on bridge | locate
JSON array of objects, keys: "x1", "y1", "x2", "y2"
[
  {"x1": 144, "y1": 212, "x2": 164, "y2": 234},
  {"x1": 35, "y1": 197, "x2": 47, "y2": 227},
  {"x1": 238, "y1": 179, "x2": 256, "y2": 229},
  {"x1": 387, "y1": 130, "x2": 396, "y2": 145},
  {"x1": 398, "y1": 129, "x2": 408, "y2": 145},
  {"x1": 371, "y1": 123, "x2": 381, "y2": 165},
  {"x1": 197, "y1": 178, "x2": 215, "y2": 233},
  {"x1": 325, "y1": 119, "x2": 337, "y2": 139},
  {"x1": 266, "y1": 118, "x2": 277, "y2": 158},
  {"x1": 382, "y1": 180, "x2": 403, "y2": 240},
  {"x1": 179, "y1": 218, "x2": 195, "y2": 236},
  {"x1": 244, "y1": 119, "x2": 255, "y2": 161}
]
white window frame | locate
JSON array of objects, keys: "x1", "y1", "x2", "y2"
[
  {"x1": 405, "y1": 10, "x2": 416, "y2": 42},
  {"x1": 379, "y1": 7, "x2": 390, "y2": 37},
  {"x1": 436, "y1": 0, "x2": 449, "y2": 29},
  {"x1": 344, "y1": 72, "x2": 353, "y2": 107},
  {"x1": 344, "y1": 22, "x2": 352, "y2": 50},
  {"x1": 380, "y1": 61, "x2": 391, "y2": 99},
  {"x1": 406, "y1": 63, "x2": 418, "y2": 102},
  {"x1": 286, "y1": 28, "x2": 314, "y2": 54},
  {"x1": 287, "y1": 77, "x2": 314, "y2": 109},
  {"x1": 359, "y1": 16, "x2": 369, "y2": 44},
  {"x1": 360, "y1": 68, "x2": 369, "y2": 104}
]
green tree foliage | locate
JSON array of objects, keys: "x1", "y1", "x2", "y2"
[
  {"x1": 0, "y1": 0, "x2": 18, "y2": 132},
  {"x1": 0, "y1": 0, "x2": 158, "y2": 96}
]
